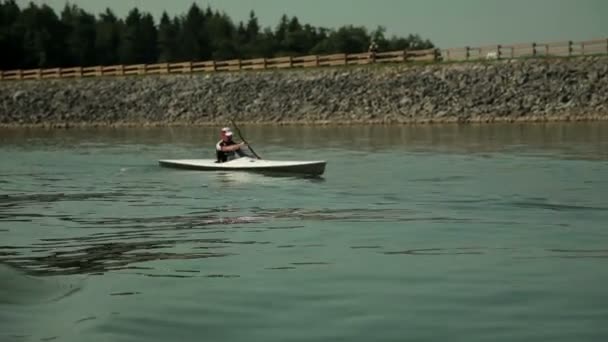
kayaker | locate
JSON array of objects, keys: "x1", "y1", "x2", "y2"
[
  {"x1": 215, "y1": 128, "x2": 249, "y2": 163},
  {"x1": 220, "y1": 127, "x2": 231, "y2": 136}
]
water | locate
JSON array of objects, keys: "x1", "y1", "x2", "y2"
[{"x1": 1, "y1": 123, "x2": 607, "y2": 342}]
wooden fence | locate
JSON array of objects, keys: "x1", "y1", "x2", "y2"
[
  {"x1": 441, "y1": 38, "x2": 607, "y2": 61},
  {"x1": 0, "y1": 38, "x2": 606, "y2": 81}
]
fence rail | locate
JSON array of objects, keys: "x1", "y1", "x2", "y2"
[{"x1": 1, "y1": 38, "x2": 606, "y2": 81}]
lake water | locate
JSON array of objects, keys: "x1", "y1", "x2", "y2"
[{"x1": 1, "y1": 123, "x2": 608, "y2": 342}]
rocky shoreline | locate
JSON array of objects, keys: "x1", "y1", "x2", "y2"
[{"x1": 1, "y1": 56, "x2": 607, "y2": 127}]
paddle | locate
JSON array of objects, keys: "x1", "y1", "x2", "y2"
[{"x1": 230, "y1": 119, "x2": 262, "y2": 159}]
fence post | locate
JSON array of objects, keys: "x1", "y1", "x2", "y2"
[
  {"x1": 545, "y1": 44, "x2": 549, "y2": 56},
  {"x1": 262, "y1": 58, "x2": 267, "y2": 69},
  {"x1": 76, "y1": 67, "x2": 83, "y2": 77},
  {"x1": 532, "y1": 42, "x2": 536, "y2": 57},
  {"x1": 497, "y1": 45, "x2": 502, "y2": 59},
  {"x1": 581, "y1": 42, "x2": 585, "y2": 56},
  {"x1": 118, "y1": 65, "x2": 124, "y2": 76},
  {"x1": 465, "y1": 46, "x2": 470, "y2": 60},
  {"x1": 237, "y1": 59, "x2": 242, "y2": 70},
  {"x1": 56, "y1": 68, "x2": 62, "y2": 78},
  {"x1": 568, "y1": 41, "x2": 573, "y2": 57},
  {"x1": 36, "y1": 69, "x2": 42, "y2": 79}
]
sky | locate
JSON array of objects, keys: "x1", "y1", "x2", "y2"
[{"x1": 21, "y1": 0, "x2": 608, "y2": 48}]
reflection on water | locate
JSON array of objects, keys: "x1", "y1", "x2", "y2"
[
  {"x1": 214, "y1": 171, "x2": 326, "y2": 185},
  {"x1": 1, "y1": 122, "x2": 607, "y2": 159}
]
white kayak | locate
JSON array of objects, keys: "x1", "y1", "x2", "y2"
[{"x1": 158, "y1": 157, "x2": 326, "y2": 176}]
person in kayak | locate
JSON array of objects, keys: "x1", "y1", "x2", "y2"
[{"x1": 215, "y1": 128, "x2": 249, "y2": 163}]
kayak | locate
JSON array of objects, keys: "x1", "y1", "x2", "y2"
[{"x1": 158, "y1": 157, "x2": 326, "y2": 176}]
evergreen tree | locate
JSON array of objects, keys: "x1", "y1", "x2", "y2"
[
  {"x1": 17, "y1": 3, "x2": 65, "y2": 68},
  {"x1": 139, "y1": 13, "x2": 158, "y2": 62},
  {"x1": 254, "y1": 27, "x2": 278, "y2": 58},
  {"x1": 275, "y1": 14, "x2": 289, "y2": 49},
  {"x1": 62, "y1": 4, "x2": 97, "y2": 66},
  {"x1": 0, "y1": 0, "x2": 435, "y2": 70},
  {"x1": 0, "y1": 0, "x2": 22, "y2": 69},
  {"x1": 206, "y1": 12, "x2": 237, "y2": 60},
  {"x1": 246, "y1": 10, "x2": 259, "y2": 42},
  {"x1": 119, "y1": 8, "x2": 142, "y2": 64},
  {"x1": 95, "y1": 8, "x2": 122, "y2": 66},
  {"x1": 177, "y1": 3, "x2": 210, "y2": 60},
  {"x1": 157, "y1": 11, "x2": 178, "y2": 62}
]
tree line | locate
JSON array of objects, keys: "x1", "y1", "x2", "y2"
[{"x1": 0, "y1": 0, "x2": 435, "y2": 70}]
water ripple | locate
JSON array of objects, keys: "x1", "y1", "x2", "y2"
[
  {"x1": 0, "y1": 204, "x2": 469, "y2": 276},
  {"x1": 2, "y1": 191, "x2": 606, "y2": 281},
  {"x1": 508, "y1": 200, "x2": 608, "y2": 212},
  {"x1": 0, "y1": 192, "x2": 130, "y2": 205}
]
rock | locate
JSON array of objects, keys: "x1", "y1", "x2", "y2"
[{"x1": 1, "y1": 57, "x2": 608, "y2": 126}]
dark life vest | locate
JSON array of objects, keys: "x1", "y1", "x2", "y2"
[{"x1": 216, "y1": 140, "x2": 238, "y2": 162}]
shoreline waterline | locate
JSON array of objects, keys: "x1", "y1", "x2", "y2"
[{"x1": 2, "y1": 113, "x2": 608, "y2": 129}]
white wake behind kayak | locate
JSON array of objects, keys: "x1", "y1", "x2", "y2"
[{"x1": 158, "y1": 157, "x2": 326, "y2": 176}]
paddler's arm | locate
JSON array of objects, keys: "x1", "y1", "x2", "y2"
[
  {"x1": 236, "y1": 145, "x2": 252, "y2": 157},
  {"x1": 220, "y1": 142, "x2": 247, "y2": 152}
]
